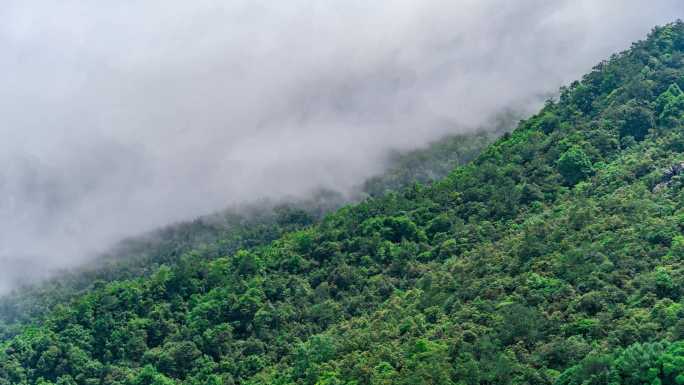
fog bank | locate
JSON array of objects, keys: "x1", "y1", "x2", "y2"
[{"x1": 0, "y1": 0, "x2": 681, "y2": 292}]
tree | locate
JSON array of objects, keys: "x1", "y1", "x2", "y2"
[
  {"x1": 557, "y1": 147, "x2": 594, "y2": 185},
  {"x1": 657, "y1": 84, "x2": 684, "y2": 126},
  {"x1": 616, "y1": 101, "x2": 654, "y2": 141},
  {"x1": 128, "y1": 365, "x2": 175, "y2": 385},
  {"x1": 398, "y1": 339, "x2": 454, "y2": 385}
]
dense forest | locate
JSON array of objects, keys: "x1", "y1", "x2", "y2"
[
  {"x1": 0, "y1": 128, "x2": 495, "y2": 341},
  {"x1": 2, "y1": 21, "x2": 684, "y2": 385}
]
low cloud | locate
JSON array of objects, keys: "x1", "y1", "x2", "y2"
[{"x1": 0, "y1": 0, "x2": 681, "y2": 291}]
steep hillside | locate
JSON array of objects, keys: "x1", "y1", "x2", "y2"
[
  {"x1": 2, "y1": 22, "x2": 684, "y2": 385},
  {"x1": 0, "y1": 129, "x2": 496, "y2": 340},
  {"x1": 0, "y1": 198, "x2": 324, "y2": 339}
]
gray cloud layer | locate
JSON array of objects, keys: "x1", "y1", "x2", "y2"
[{"x1": 0, "y1": 0, "x2": 681, "y2": 292}]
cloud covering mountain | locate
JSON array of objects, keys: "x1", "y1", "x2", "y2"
[{"x1": 0, "y1": 0, "x2": 681, "y2": 291}]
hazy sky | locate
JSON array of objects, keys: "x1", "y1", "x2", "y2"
[{"x1": 0, "y1": 0, "x2": 681, "y2": 292}]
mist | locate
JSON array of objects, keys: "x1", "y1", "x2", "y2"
[{"x1": 0, "y1": 0, "x2": 681, "y2": 292}]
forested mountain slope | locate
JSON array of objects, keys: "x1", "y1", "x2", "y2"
[
  {"x1": 0, "y1": 128, "x2": 496, "y2": 342},
  {"x1": 0, "y1": 198, "x2": 325, "y2": 339},
  {"x1": 3, "y1": 21, "x2": 684, "y2": 385}
]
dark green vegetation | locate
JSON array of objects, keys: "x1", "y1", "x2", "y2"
[{"x1": 3, "y1": 22, "x2": 684, "y2": 385}]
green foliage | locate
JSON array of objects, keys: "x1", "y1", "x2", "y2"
[
  {"x1": 657, "y1": 84, "x2": 684, "y2": 126},
  {"x1": 129, "y1": 365, "x2": 176, "y2": 385},
  {"x1": 557, "y1": 146, "x2": 594, "y2": 185},
  {"x1": 556, "y1": 341, "x2": 684, "y2": 385},
  {"x1": 616, "y1": 100, "x2": 655, "y2": 141}
]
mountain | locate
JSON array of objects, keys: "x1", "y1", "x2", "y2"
[
  {"x1": 0, "y1": 128, "x2": 498, "y2": 341},
  {"x1": 3, "y1": 21, "x2": 684, "y2": 385}
]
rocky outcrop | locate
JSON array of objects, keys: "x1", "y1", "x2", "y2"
[{"x1": 653, "y1": 162, "x2": 684, "y2": 192}]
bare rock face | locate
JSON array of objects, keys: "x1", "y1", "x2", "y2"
[{"x1": 653, "y1": 162, "x2": 684, "y2": 192}]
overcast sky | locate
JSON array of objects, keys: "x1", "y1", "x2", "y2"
[{"x1": 0, "y1": 0, "x2": 681, "y2": 292}]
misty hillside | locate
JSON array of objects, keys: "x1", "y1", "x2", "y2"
[
  {"x1": 4, "y1": 19, "x2": 684, "y2": 385},
  {"x1": 362, "y1": 126, "x2": 509, "y2": 197},
  {"x1": 0, "y1": 129, "x2": 498, "y2": 340}
]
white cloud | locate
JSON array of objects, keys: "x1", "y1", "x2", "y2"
[{"x1": 0, "y1": 0, "x2": 681, "y2": 291}]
